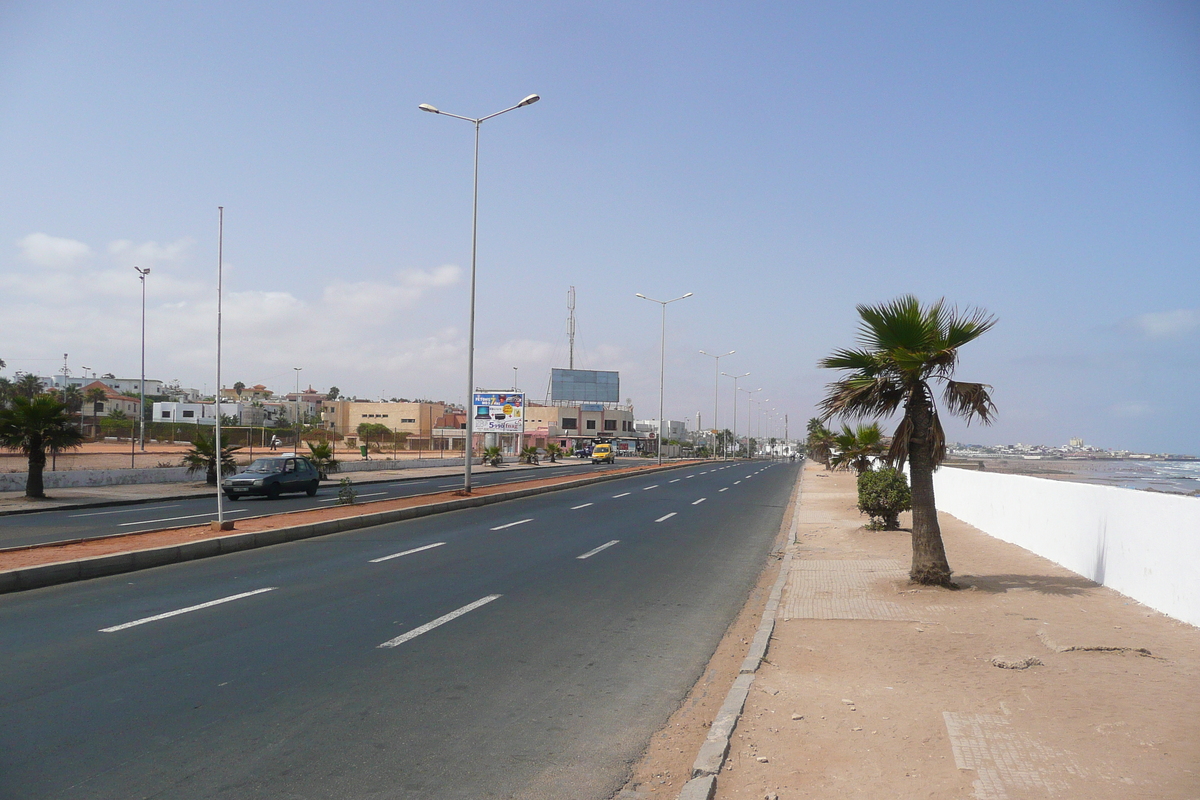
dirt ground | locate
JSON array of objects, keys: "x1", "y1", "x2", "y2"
[{"x1": 627, "y1": 464, "x2": 1200, "y2": 799}]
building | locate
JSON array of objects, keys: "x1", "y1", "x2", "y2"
[
  {"x1": 153, "y1": 401, "x2": 243, "y2": 426},
  {"x1": 635, "y1": 419, "x2": 689, "y2": 441},
  {"x1": 220, "y1": 384, "x2": 274, "y2": 402},
  {"x1": 79, "y1": 382, "x2": 142, "y2": 432},
  {"x1": 522, "y1": 403, "x2": 638, "y2": 449},
  {"x1": 320, "y1": 400, "x2": 448, "y2": 448},
  {"x1": 43, "y1": 374, "x2": 164, "y2": 395}
]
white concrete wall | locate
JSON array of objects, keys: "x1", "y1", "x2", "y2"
[
  {"x1": 0, "y1": 467, "x2": 196, "y2": 492},
  {"x1": 933, "y1": 467, "x2": 1200, "y2": 628}
]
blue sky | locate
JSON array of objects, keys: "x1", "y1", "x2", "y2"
[{"x1": 2, "y1": 1, "x2": 1197, "y2": 453}]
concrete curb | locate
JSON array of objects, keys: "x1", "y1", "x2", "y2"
[
  {"x1": 677, "y1": 462, "x2": 804, "y2": 800},
  {"x1": 0, "y1": 461, "x2": 702, "y2": 594}
]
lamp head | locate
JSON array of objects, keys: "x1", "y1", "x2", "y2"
[
  {"x1": 418, "y1": 103, "x2": 440, "y2": 114},
  {"x1": 681, "y1": 292, "x2": 693, "y2": 298},
  {"x1": 635, "y1": 293, "x2": 646, "y2": 299},
  {"x1": 517, "y1": 94, "x2": 540, "y2": 107}
]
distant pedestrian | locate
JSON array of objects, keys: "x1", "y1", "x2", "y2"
[{"x1": 270, "y1": 435, "x2": 280, "y2": 451}]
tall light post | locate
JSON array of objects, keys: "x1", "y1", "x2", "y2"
[
  {"x1": 722, "y1": 372, "x2": 750, "y2": 458},
  {"x1": 636, "y1": 291, "x2": 693, "y2": 465},
  {"x1": 293, "y1": 367, "x2": 303, "y2": 447},
  {"x1": 699, "y1": 349, "x2": 734, "y2": 459},
  {"x1": 135, "y1": 266, "x2": 150, "y2": 455},
  {"x1": 213, "y1": 207, "x2": 230, "y2": 530},
  {"x1": 740, "y1": 386, "x2": 761, "y2": 458},
  {"x1": 512, "y1": 366, "x2": 518, "y2": 391},
  {"x1": 420, "y1": 93, "x2": 540, "y2": 492}
]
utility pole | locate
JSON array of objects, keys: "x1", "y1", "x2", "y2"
[{"x1": 567, "y1": 285, "x2": 576, "y2": 369}]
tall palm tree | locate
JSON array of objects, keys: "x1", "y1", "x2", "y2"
[
  {"x1": 84, "y1": 386, "x2": 107, "y2": 439},
  {"x1": 0, "y1": 395, "x2": 85, "y2": 498},
  {"x1": 818, "y1": 296, "x2": 996, "y2": 587},
  {"x1": 806, "y1": 421, "x2": 835, "y2": 468},
  {"x1": 0, "y1": 377, "x2": 13, "y2": 409},
  {"x1": 14, "y1": 373, "x2": 44, "y2": 399},
  {"x1": 830, "y1": 421, "x2": 886, "y2": 475}
]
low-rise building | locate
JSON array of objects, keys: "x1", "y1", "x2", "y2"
[{"x1": 320, "y1": 400, "x2": 448, "y2": 447}]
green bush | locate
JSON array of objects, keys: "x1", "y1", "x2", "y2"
[{"x1": 856, "y1": 467, "x2": 911, "y2": 530}]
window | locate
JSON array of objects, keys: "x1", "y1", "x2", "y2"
[
  {"x1": 586, "y1": 419, "x2": 596, "y2": 430},
  {"x1": 562, "y1": 417, "x2": 577, "y2": 429},
  {"x1": 95, "y1": 402, "x2": 105, "y2": 412},
  {"x1": 401, "y1": 418, "x2": 415, "y2": 423},
  {"x1": 182, "y1": 410, "x2": 194, "y2": 418},
  {"x1": 603, "y1": 420, "x2": 617, "y2": 431},
  {"x1": 161, "y1": 411, "x2": 171, "y2": 419}
]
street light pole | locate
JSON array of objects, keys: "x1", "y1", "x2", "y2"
[
  {"x1": 636, "y1": 291, "x2": 693, "y2": 465},
  {"x1": 293, "y1": 367, "x2": 302, "y2": 448},
  {"x1": 699, "y1": 349, "x2": 734, "y2": 459},
  {"x1": 213, "y1": 206, "x2": 228, "y2": 530},
  {"x1": 420, "y1": 93, "x2": 540, "y2": 493},
  {"x1": 722, "y1": 372, "x2": 750, "y2": 458},
  {"x1": 135, "y1": 266, "x2": 150, "y2": 455}
]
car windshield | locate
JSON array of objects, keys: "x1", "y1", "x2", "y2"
[{"x1": 245, "y1": 459, "x2": 285, "y2": 474}]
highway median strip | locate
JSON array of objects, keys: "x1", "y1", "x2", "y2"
[{"x1": 0, "y1": 460, "x2": 704, "y2": 594}]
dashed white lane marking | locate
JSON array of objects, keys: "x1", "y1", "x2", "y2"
[
  {"x1": 571, "y1": 503, "x2": 594, "y2": 510},
  {"x1": 100, "y1": 587, "x2": 277, "y2": 632},
  {"x1": 686, "y1": 475, "x2": 696, "y2": 479},
  {"x1": 655, "y1": 512, "x2": 678, "y2": 523},
  {"x1": 370, "y1": 542, "x2": 446, "y2": 563},
  {"x1": 669, "y1": 479, "x2": 680, "y2": 483},
  {"x1": 719, "y1": 487, "x2": 729, "y2": 492},
  {"x1": 734, "y1": 480, "x2": 742, "y2": 485},
  {"x1": 490, "y1": 519, "x2": 533, "y2": 530},
  {"x1": 378, "y1": 594, "x2": 502, "y2": 648},
  {"x1": 577, "y1": 540, "x2": 620, "y2": 559},
  {"x1": 613, "y1": 492, "x2": 631, "y2": 498},
  {"x1": 692, "y1": 498, "x2": 706, "y2": 505},
  {"x1": 438, "y1": 483, "x2": 461, "y2": 488},
  {"x1": 120, "y1": 508, "x2": 251, "y2": 526},
  {"x1": 643, "y1": 484, "x2": 659, "y2": 490},
  {"x1": 70, "y1": 504, "x2": 181, "y2": 518}
]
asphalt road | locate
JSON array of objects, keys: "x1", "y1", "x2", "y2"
[
  {"x1": 0, "y1": 459, "x2": 629, "y2": 550},
  {"x1": 0, "y1": 459, "x2": 797, "y2": 800}
]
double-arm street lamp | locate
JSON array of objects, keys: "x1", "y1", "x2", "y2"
[
  {"x1": 699, "y1": 349, "x2": 734, "y2": 459},
  {"x1": 420, "y1": 93, "x2": 540, "y2": 492},
  {"x1": 637, "y1": 292, "x2": 693, "y2": 465},
  {"x1": 722, "y1": 372, "x2": 750, "y2": 458}
]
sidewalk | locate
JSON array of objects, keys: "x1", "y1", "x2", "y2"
[
  {"x1": 0, "y1": 459, "x2": 595, "y2": 516},
  {"x1": 707, "y1": 463, "x2": 1199, "y2": 799}
]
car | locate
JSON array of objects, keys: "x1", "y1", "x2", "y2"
[
  {"x1": 591, "y1": 443, "x2": 615, "y2": 464},
  {"x1": 222, "y1": 456, "x2": 321, "y2": 500}
]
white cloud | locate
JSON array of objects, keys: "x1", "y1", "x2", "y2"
[
  {"x1": 1126, "y1": 309, "x2": 1200, "y2": 339},
  {"x1": 321, "y1": 264, "x2": 462, "y2": 316},
  {"x1": 17, "y1": 233, "x2": 93, "y2": 268},
  {"x1": 107, "y1": 237, "x2": 195, "y2": 269}
]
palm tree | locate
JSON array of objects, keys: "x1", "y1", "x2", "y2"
[
  {"x1": 305, "y1": 440, "x2": 340, "y2": 480},
  {"x1": 0, "y1": 395, "x2": 85, "y2": 498},
  {"x1": 819, "y1": 296, "x2": 996, "y2": 587},
  {"x1": 830, "y1": 422, "x2": 886, "y2": 475},
  {"x1": 182, "y1": 430, "x2": 241, "y2": 485},
  {"x1": 84, "y1": 386, "x2": 107, "y2": 439},
  {"x1": 544, "y1": 442, "x2": 563, "y2": 463},
  {"x1": 0, "y1": 377, "x2": 13, "y2": 409},
  {"x1": 806, "y1": 421, "x2": 835, "y2": 468},
  {"x1": 14, "y1": 373, "x2": 44, "y2": 399}
]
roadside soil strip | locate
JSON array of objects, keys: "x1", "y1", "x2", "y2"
[{"x1": 0, "y1": 462, "x2": 699, "y2": 575}]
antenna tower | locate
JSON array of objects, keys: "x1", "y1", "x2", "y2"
[{"x1": 566, "y1": 286, "x2": 576, "y2": 369}]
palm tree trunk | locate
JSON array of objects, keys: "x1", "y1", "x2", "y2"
[
  {"x1": 26, "y1": 435, "x2": 47, "y2": 498},
  {"x1": 906, "y1": 392, "x2": 954, "y2": 586}
]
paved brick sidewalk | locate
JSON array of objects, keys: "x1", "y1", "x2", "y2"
[{"x1": 712, "y1": 463, "x2": 1199, "y2": 799}]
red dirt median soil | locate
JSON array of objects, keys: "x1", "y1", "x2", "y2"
[{"x1": 0, "y1": 462, "x2": 690, "y2": 572}]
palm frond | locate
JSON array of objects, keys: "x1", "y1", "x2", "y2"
[
  {"x1": 886, "y1": 416, "x2": 912, "y2": 471},
  {"x1": 856, "y1": 295, "x2": 928, "y2": 353},
  {"x1": 943, "y1": 306, "x2": 998, "y2": 350},
  {"x1": 930, "y1": 408, "x2": 947, "y2": 467},
  {"x1": 942, "y1": 380, "x2": 997, "y2": 424},
  {"x1": 817, "y1": 348, "x2": 881, "y2": 373},
  {"x1": 818, "y1": 376, "x2": 905, "y2": 420}
]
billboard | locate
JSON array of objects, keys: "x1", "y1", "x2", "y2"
[
  {"x1": 550, "y1": 369, "x2": 620, "y2": 403},
  {"x1": 471, "y1": 392, "x2": 525, "y2": 433}
]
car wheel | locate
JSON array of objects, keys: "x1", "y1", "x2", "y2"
[
  {"x1": 224, "y1": 492, "x2": 238, "y2": 501},
  {"x1": 267, "y1": 484, "x2": 281, "y2": 500},
  {"x1": 306, "y1": 480, "x2": 318, "y2": 497}
]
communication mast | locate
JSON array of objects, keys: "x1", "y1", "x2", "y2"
[{"x1": 566, "y1": 286, "x2": 576, "y2": 369}]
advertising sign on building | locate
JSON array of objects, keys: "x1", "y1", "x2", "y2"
[
  {"x1": 550, "y1": 369, "x2": 620, "y2": 403},
  {"x1": 472, "y1": 392, "x2": 525, "y2": 433}
]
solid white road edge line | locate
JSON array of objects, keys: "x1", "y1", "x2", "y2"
[
  {"x1": 378, "y1": 594, "x2": 501, "y2": 648},
  {"x1": 655, "y1": 512, "x2": 678, "y2": 522},
  {"x1": 490, "y1": 518, "x2": 533, "y2": 530},
  {"x1": 100, "y1": 587, "x2": 277, "y2": 632},
  {"x1": 69, "y1": 504, "x2": 181, "y2": 518},
  {"x1": 119, "y1": 508, "x2": 251, "y2": 526},
  {"x1": 577, "y1": 540, "x2": 620, "y2": 559},
  {"x1": 370, "y1": 542, "x2": 446, "y2": 563},
  {"x1": 571, "y1": 503, "x2": 594, "y2": 510},
  {"x1": 692, "y1": 498, "x2": 706, "y2": 505}
]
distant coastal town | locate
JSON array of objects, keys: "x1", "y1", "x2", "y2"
[{"x1": 949, "y1": 439, "x2": 1197, "y2": 462}]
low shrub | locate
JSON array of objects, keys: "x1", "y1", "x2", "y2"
[{"x1": 856, "y1": 467, "x2": 911, "y2": 530}]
